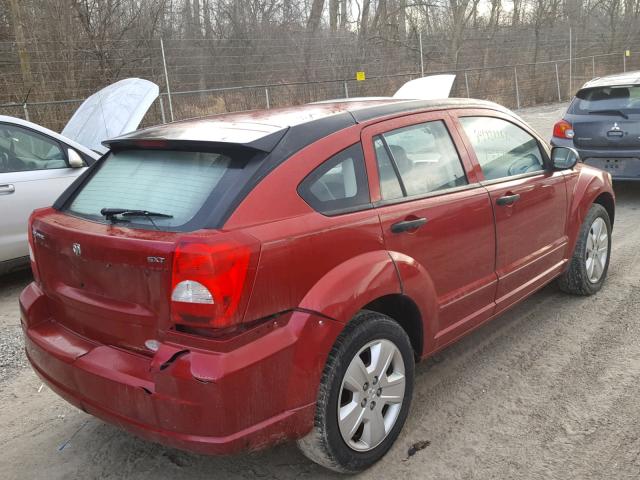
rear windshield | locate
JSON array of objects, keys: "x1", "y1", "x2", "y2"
[
  {"x1": 66, "y1": 148, "x2": 261, "y2": 230},
  {"x1": 569, "y1": 85, "x2": 640, "y2": 115}
]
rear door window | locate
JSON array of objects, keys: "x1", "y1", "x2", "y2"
[
  {"x1": 374, "y1": 137, "x2": 404, "y2": 200},
  {"x1": 459, "y1": 116, "x2": 544, "y2": 181},
  {"x1": 298, "y1": 143, "x2": 370, "y2": 215},
  {"x1": 373, "y1": 120, "x2": 468, "y2": 200},
  {"x1": 66, "y1": 148, "x2": 262, "y2": 230}
]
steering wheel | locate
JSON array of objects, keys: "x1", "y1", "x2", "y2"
[
  {"x1": 0, "y1": 143, "x2": 21, "y2": 172},
  {"x1": 508, "y1": 154, "x2": 541, "y2": 176}
]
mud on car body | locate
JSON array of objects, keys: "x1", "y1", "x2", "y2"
[{"x1": 21, "y1": 98, "x2": 614, "y2": 473}]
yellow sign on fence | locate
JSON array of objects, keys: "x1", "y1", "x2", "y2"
[
  {"x1": 625, "y1": 50, "x2": 631, "y2": 57},
  {"x1": 356, "y1": 71, "x2": 366, "y2": 81}
]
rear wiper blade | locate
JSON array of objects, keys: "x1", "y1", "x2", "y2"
[
  {"x1": 100, "y1": 208, "x2": 173, "y2": 221},
  {"x1": 588, "y1": 109, "x2": 629, "y2": 119},
  {"x1": 100, "y1": 208, "x2": 173, "y2": 230}
]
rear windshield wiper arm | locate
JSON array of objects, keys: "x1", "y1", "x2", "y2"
[
  {"x1": 588, "y1": 109, "x2": 629, "y2": 119},
  {"x1": 100, "y1": 208, "x2": 173, "y2": 230},
  {"x1": 100, "y1": 208, "x2": 173, "y2": 219}
]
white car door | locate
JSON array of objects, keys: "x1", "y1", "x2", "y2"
[{"x1": 0, "y1": 122, "x2": 86, "y2": 265}]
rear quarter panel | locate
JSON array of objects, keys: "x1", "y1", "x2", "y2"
[{"x1": 225, "y1": 124, "x2": 403, "y2": 325}]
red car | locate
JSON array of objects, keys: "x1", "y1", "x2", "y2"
[{"x1": 20, "y1": 98, "x2": 614, "y2": 473}]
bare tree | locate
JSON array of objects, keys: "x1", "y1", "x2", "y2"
[{"x1": 307, "y1": 0, "x2": 325, "y2": 31}]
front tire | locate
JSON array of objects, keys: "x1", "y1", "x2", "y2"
[
  {"x1": 557, "y1": 203, "x2": 612, "y2": 295},
  {"x1": 297, "y1": 311, "x2": 415, "y2": 473}
]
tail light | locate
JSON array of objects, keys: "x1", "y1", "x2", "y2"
[
  {"x1": 27, "y1": 214, "x2": 41, "y2": 284},
  {"x1": 553, "y1": 120, "x2": 575, "y2": 139},
  {"x1": 170, "y1": 232, "x2": 260, "y2": 331}
]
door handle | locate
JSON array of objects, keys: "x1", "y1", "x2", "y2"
[
  {"x1": 0, "y1": 184, "x2": 15, "y2": 195},
  {"x1": 496, "y1": 193, "x2": 520, "y2": 206},
  {"x1": 391, "y1": 217, "x2": 428, "y2": 233}
]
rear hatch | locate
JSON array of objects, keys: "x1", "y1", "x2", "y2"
[
  {"x1": 569, "y1": 84, "x2": 640, "y2": 150},
  {"x1": 32, "y1": 212, "x2": 177, "y2": 352},
  {"x1": 31, "y1": 145, "x2": 266, "y2": 352}
]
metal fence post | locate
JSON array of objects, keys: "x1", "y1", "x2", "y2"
[
  {"x1": 464, "y1": 71, "x2": 470, "y2": 98},
  {"x1": 568, "y1": 27, "x2": 572, "y2": 97},
  {"x1": 555, "y1": 63, "x2": 562, "y2": 102},
  {"x1": 343, "y1": 81, "x2": 349, "y2": 98},
  {"x1": 623, "y1": 53, "x2": 627, "y2": 72},
  {"x1": 514, "y1": 66, "x2": 520, "y2": 109},
  {"x1": 22, "y1": 103, "x2": 29, "y2": 121},
  {"x1": 159, "y1": 95, "x2": 166, "y2": 124},
  {"x1": 419, "y1": 32, "x2": 424, "y2": 77},
  {"x1": 592, "y1": 56, "x2": 596, "y2": 78},
  {"x1": 160, "y1": 38, "x2": 175, "y2": 122},
  {"x1": 265, "y1": 88, "x2": 270, "y2": 109}
]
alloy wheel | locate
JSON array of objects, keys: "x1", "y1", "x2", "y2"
[
  {"x1": 337, "y1": 339, "x2": 406, "y2": 452},
  {"x1": 585, "y1": 217, "x2": 609, "y2": 283}
]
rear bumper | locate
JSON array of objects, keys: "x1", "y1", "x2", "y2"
[
  {"x1": 582, "y1": 157, "x2": 640, "y2": 180},
  {"x1": 551, "y1": 138, "x2": 640, "y2": 179},
  {"x1": 20, "y1": 282, "x2": 343, "y2": 455}
]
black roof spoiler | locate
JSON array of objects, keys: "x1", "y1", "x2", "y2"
[{"x1": 102, "y1": 128, "x2": 289, "y2": 153}]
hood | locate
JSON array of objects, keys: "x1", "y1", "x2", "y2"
[
  {"x1": 61, "y1": 78, "x2": 159, "y2": 154},
  {"x1": 393, "y1": 74, "x2": 456, "y2": 100}
]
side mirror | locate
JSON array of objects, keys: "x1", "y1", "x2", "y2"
[
  {"x1": 67, "y1": 149, "x2": 84, "y2": 168},
  {"x1": 551, "y1": 146, "x2": 580, "y2": 170}
]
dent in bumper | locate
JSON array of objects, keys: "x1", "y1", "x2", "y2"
[{"x1": 20, "y1": 282, "x2": 343, "y2": 454}]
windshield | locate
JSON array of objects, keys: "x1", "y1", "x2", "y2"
[
  {"x1": 66, "y1": 148, "x2": 260, "y2": 230},
  {"x1": 569, "y1": 85, "x2": 640, "y2": 115}
]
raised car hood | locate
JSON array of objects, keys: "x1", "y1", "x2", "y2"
[
  {"x1": 61, "y1": 78, "x2": 159, "y2": 154},
  {"x1": 393, "y1": 74, "x2": 456, "y2": 100}
]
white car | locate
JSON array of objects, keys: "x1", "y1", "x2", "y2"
[{"x1": 0, "y1": 78, "x2": 159, "y2": 274}]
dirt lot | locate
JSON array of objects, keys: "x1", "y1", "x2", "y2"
[{"x1": 3, "y1": 103, "x2": 640, "y2": 479}]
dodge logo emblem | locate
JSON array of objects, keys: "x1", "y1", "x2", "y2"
[{"x1": 72, "y1": 243, "x2": 82, "y2": 256}]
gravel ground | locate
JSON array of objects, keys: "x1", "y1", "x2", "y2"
[
  {"x1": 3, "y1": 102, "x2": 640, "y2": 479},
  {"x1": 0, "y1": 270, "x2": 30, "y2": 383}
]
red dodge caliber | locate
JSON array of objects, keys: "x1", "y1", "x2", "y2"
[{"x1": 20, "y1": 98, "x2": 615, "y2": 472}]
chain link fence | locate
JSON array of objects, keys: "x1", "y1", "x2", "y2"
[{"x1": 0, "y1": 48, "x2": 636, "y2": 133}]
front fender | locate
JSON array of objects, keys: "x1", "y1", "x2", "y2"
[
  {"x1": 298, "y1": 250, "x2": 402, "y2": 323},
  {"x1": 565, "y1": 165, "x2": 615, "y2": 258}
]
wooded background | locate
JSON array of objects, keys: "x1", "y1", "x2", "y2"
[{"x1": 1, "y1": 0, "x2": 639, "y2": 130}]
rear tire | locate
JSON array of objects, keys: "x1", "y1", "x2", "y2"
[
  {"x1": 297, "y1": 310, "x2": 415, "y2": 473},
  {"x1": 557, "y1": 203, "x2": 611, "y2": 295}
]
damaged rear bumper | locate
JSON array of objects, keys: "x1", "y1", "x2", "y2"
[{"x1": 20, "y1": 282, "x2": 342, "y2": 455}]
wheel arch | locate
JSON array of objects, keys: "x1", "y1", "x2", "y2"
[
  {"x1": 593, "y1": 191, "x2": 615, "y2": 226},
  {"x1": 298, "y1": 250, "x2": 436, "y2": 359},
  {"x1": 565, "y1": 169, "x2": 615, "y2": 258},
  {"x1": 362, "y1": 294, "x2": 424, "y2": 360},
  {"x1": 298, "y1": 250, "x2": 403, "y2": 324}
]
